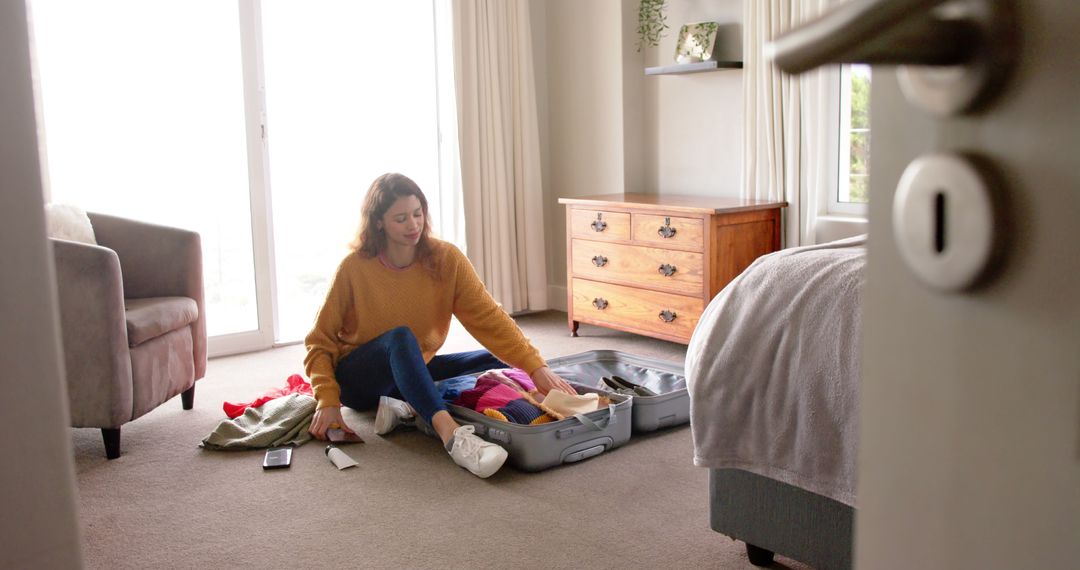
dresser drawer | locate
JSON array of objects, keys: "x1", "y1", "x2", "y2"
[
  {"x1": 632, "y1": 213, "x2": 704, "y2": 250},
  {"x1": 570, "y1": 208, "x2": 631, "y2": 241},
  {"x1": 560, "y1": 194, "x2": 786, "y2": 345},
  {"x1": 572, "y1": 278, "x2": 703, "y2": 341},
  {"x1": 571, "y1": 240, "x2": 704, "y2": 296}
]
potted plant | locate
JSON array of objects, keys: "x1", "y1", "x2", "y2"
[{"x1": 636, "y1": 0, "x2": 668, "y2": 52}]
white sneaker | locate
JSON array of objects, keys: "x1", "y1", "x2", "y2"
[
  {"x1": 448, "y1": 425, "x2": 508, "y2": 478},
  {"x1": 374, "y1": 396, "x2": 414, "y2": 435}
]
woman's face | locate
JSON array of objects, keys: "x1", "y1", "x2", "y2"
[{"x1": 378, "y1": 195, "x2": 424, "y2": 249}]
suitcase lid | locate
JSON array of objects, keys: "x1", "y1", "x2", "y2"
[{"x1": 546, "y1": 350, "x2": 686, "y2": 399}]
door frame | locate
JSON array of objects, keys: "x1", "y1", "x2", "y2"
[{"x1": 209, "y1": 0, "x2": 278, "y2": 357}]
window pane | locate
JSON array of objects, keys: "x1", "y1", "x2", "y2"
[
  {"x1": 31, "y1": 0, "x2": 258, "y2": 337},
  {"x1": 262, "y1": 0, "x2": 441, "y2": 342},
  {"x1": 838, "y1": 64, "x2": 871, "y2": 205},
  {"x1": 850, "y1": 66, "x2": 871, "y2": 130}
]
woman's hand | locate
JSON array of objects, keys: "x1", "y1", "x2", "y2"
[
  {"x1": 530, "y1": 366, "x2": 577, "y2": 395},
  {"x1": 309, "y1": 405, "x2": 357, "y2": 441}
]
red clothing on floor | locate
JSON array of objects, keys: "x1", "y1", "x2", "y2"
[{"x1": 223, "y1": 374, "x2": 313, "y2": 418}]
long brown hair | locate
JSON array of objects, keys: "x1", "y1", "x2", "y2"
[{"x1": 350, "y1": 173, "x2": 440, "y2": 277}]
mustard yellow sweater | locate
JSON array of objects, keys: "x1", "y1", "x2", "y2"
[{"x1": 304, "y1": 239, "x2": 546, "y2": 409}]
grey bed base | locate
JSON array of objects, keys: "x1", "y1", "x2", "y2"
[{"x1": 710, "y1": 469, "x2": 854, "y2": 569}]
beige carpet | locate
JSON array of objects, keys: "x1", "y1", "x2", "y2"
[{"x1": 71, "y1": 311, "x2": 811, "y2": 570}]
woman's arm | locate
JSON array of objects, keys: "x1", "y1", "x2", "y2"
[
  {"x1": 304, "y1": 257, "x2": 358, "y2": 438},
  {"x1": 447, "y1": 246, "x2": 574, "y2": 393},
  {"x1": 449, "y1": 248, "x2": 542, "y2": 362}
]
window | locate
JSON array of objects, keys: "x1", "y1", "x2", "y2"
[
  {"x1": 830, "y1": 64, "x2": 871, "y2": 215},
  {"x1": 30, "y1": 0, "x2": 259, "y2": 340},
  {"x1": 260, "y1": 0, "x2": 445, "y2": 342},
  {"x1": 30, "y1": 0, "x2": 459, "y2": 352}
]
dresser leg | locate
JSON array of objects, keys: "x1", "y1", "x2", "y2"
[{"x1": 569, "y1": 320, "x2": 580, "y2": 337}]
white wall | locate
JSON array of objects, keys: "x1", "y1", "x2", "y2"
[
  {"x1": 620, "y1": 0, "x2": 646, "y2": 195},
  {"x1": 536, "y1": 0, "x2": 745, "y2": 304},
  {"x1": 643, "y1": 0, "x2": 743, "y2": 197},
  {"x1": 0, "y1": 1, "x2": 83, "y2": 567},
  {"x1": 539, "y1": 0, "x2": 628, "y2": 301}
]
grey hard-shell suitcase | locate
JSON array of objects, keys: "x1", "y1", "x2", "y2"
[
  {"x1": 546, "y1": 350, "x2": 688, "y2": 433},
  {"x1": 448, "y1": 384, "x2": 632, "y2": 472},
  {"x1": 446, "y1": 350, "x2": 686, "y2": 472}
]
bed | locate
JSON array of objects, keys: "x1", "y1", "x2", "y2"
[{"x1": 685, "y1": 235, "x2": 866, "y2": 569}]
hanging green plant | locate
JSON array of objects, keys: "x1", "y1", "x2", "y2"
[{"x1": 637, "y1": 0, "x2": 668, "y2": 52}]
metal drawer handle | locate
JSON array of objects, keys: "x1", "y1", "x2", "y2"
[
  {"x1": 591, "y1": 213, "x2": 607, "y2": 232},
  {"x1": 657, "y1": 217, "x2": 677, "y2": 239},
  {"x1": 658, "y1": 263, "x2": 677, "y2": 277},
  {"x1": 593, "y1": 298, "x2": 609, "y2": 310},
  {"x1": 592, "y1": 255, "x2": 608, "y2": 267},
  {"x1": 658, "y1": 310, "x2": 677, "y2": 323}
]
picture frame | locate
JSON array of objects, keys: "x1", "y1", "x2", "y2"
[{"x1": 674, "y1": 21, "x2": 720, "y2": 64}]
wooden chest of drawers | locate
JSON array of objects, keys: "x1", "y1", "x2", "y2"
[{"x1": 559, "y1": 194, "x2": 787, "y2": 344}]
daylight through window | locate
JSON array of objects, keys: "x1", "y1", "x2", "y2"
[{"x1": 838, "y1": 64, "x2": 871, "y2": 205}]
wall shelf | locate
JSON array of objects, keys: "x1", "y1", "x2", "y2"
[{"x1": 644, "y1": 60, "x2": 743, "y2": 76}]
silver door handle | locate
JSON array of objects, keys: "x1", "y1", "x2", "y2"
[
  {"x1": 766, "y1": 0, "x2": 1017, "y2": 116},
  {"x1": 766, "y1": 0, "x2": 978, "y2": 74}
]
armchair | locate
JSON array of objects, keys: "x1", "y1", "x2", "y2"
[{"x1": 50, "y1": 213, "x2": 206, "y2": 459}]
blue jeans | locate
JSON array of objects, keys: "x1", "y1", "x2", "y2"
[{"x1": 335, "y1": 326, "x2": 506, "y2": 422}]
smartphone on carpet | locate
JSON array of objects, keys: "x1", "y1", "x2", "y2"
[
  {"x1": 262, "y1": 447, "x2": 292, "y2": 470},
  {"x1": 327, "y1": 428, "x2": 364, "y2": 443}
]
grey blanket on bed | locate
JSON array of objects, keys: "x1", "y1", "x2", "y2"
[{"x1": 686, "y1": 235, "x2": 866, "y2": 506}]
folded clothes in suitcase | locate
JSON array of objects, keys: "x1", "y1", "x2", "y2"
[
  {"x1": 448, "y1": 384, "x2": 632, "y2": 472},
  {"x1": 446, "y1": 350, "x2": 685, "y2": 471},
  {"x1": 546, "y1": 350, "x2": 688, "y2": 433}
]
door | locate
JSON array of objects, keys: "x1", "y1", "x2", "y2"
[
  {"x1": 29, "y1": 0, "x2": 457, "y2": 352},
  {"x1": 29, "y1": 0, "x2": 273, "y2": 355},
  {"x1": 771, "y1": 1, "x2": 1079, "y2": 567},
  {"x1": 258, "y1": 0, "x2": 444, "y2": 343},
  {"x1": 855, "y1": 3, "x2": 1080, "y2": 568}
]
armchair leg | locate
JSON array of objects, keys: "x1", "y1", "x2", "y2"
[
  {"x1": 102, "y1": 428, "x2": 121, "y2": 460},
  {"x1": 181, "y1": 384, "x2": 195, "y2": 410}
]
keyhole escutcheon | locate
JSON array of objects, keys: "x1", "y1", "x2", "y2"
[{"x1": 893, "y1": 153, "x2": 1002, "y2": 292}]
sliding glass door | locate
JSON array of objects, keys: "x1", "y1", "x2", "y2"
[
  {"x1": 30, "y1": 0, "x2": 266, "y2": 352},
  {"x1": 261, "y1": 0, "x2": 442, "y2": 342},
  {"x1": 30, "y1": 0, "x2": 454, "y2": 352}
]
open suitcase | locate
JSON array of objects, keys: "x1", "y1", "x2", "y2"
[
  {"x1": 448, "y1": 384, "x2": 631, "y2": 472},
  {"x1": 447, "y1": 350, "x2": 686, "y2": 471},
  {"x1": 547, "y1": 350, "x2": 688, "y2": 433}
]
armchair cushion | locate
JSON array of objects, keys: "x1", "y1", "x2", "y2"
[
  {"x1": 130, "y1": 328, "x2": 195, "y2": 419},
  {"x1": 88, "y1": 212, "x2": 206, "y2": 379},
  {"x1": 45, "y1": 203, "x2": 97, "y2": 245},
  {"x1": 125, "y1": 297, "x2": 199, "y2": 347}
]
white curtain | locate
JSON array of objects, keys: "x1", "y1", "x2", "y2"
[
  {"x1": 451, "y1": 0, "x2": 548, "y2": 312},
  {"x1": 742, "y1": 0, "x2": 834, "y2": 248}
]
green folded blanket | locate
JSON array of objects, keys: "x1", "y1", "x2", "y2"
[{"x1": 201, "y1": 393, "x2": 316, "y2": 450}]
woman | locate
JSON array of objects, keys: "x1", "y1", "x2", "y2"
[{"x1": 305, "y1": 172, "x2": 576, "y2": 478}]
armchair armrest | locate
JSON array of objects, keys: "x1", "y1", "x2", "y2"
[
  {"x1": 50, "y1": 238, "x2": 133, "y2": 427},
  {"x1": 88, "y1": 213, "x2": 207, "y2": 378}
]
